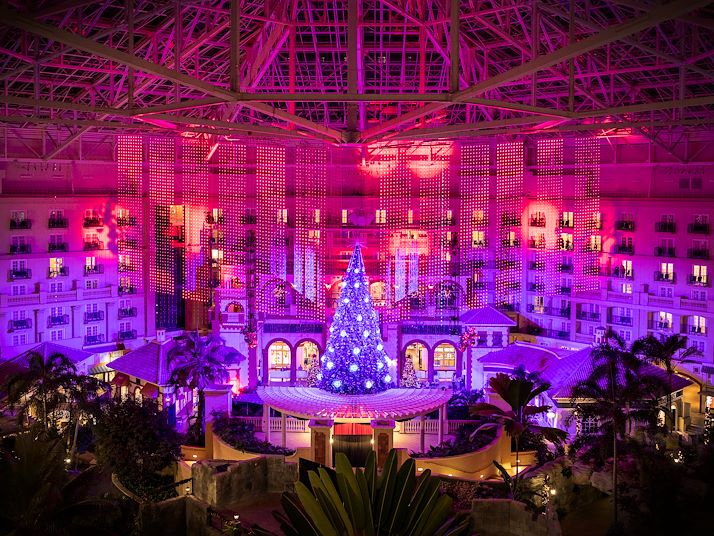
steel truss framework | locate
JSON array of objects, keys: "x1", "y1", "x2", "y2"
[{"x1": 0, "y1": 0, "x2": 713, "y2": 154}]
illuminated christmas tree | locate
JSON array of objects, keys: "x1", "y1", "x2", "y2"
[
  {"x1": 318, "y1": 245, "x2": 393, "y2": 394},
  {"x1": 401, "y1": 356, "x2": 419, "y2": 388},
  {"x1": 305, "y1": 353, "x2": 321, "y2": 387},
  {"x1": 704, "y1": 408, "x2": 713, "y2": 445}
]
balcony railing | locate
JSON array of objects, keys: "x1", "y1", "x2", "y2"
[
  {"x1": 497, "y1": 302, "x2": 520, "y2": 312},
  {"x1": 559, "y1": 286, "x2": 572, "y2": 295},
  {"x1": 471, "y1": 240, "x2": 487, "y2": 248},
  {"x1": 611, "y1": 267, "x2": 634, "y2": 279},
  {"x1": 654, "y1": 271, "x2": 675, "y2": 283},
  {"x1": 9, "y1": 244, "x2": 31, "y2": 254},
  {"x1": 528, "y1": 239, "x2": 546, "y2": 249},
  {"x1": 206, "y1": 214, "x2": 225, "y2": 225},
  {"x1": 688, "y1": 223, "x2": 710, "y2": 234},
  {"x1": 118, "y1": 263, "x2": 135, "y2": 273},
  {"x1": 48, "y1": 242, "x2": 68, "y2": 252},
  {"x1": 528, "y1": 261, "x2": 545, "y2": 270},
  {"x1": 558, "y1": 240, "x2": 574, "y2": 251},
  {"x1": 527, "y1": 282, "x2": 544, "y2": 292},
  {"x1": 526, "y1": 304, "x2": 543, "y2": 314},
  {"x1": 84, "y1": 265, "x2": 104, "y2": 275},
  {"x1": 10, "y1": 219, "x2": 32, "y2": 230},
  {"x1": 614, "y1": 244, "x2": 634, "y2": 254},
  {"x1": 47, "y1": 314, "x2": 69, "y2": 327},
  {"x1": 615, "y1": 220, "x2": 635, "y2": 231},
  {"x1": 9, "y1": 318, "x2": 32, "y2": 330},
  {"x1": 500, "y1": 214, "x2": 521, "y2": 227},
  {"x1": 557, "y1": 263, "x2": 574, "y2": 273},
  {"x1": 689, "y1": 325, "x2": 707, "y2": 335},
  {"x1": 654, "y1": 246, "x2": 676, "y2": 257},
  {"x1": 688, "y1": 275, "x2": 709, "y2": 287},
  {"x1": 611, "y1": 315, "x2": 633, "y2": 326},
  {"x1": 688, "y1": 248, "x2": 710, "y2": 260},
  {"x1": 655, "y1": 221, "x2": 676, "y2": 233},
  {"x1": 48, "y1": 217, "x2": 68, "y2": 229},
  {"x1": 652, "y1": 321, "x2": 673, "y2": 330},
  {"x1": 118, "y1": 286, "x2": 137, "y2": 295},
  {"x1": 117, "y1": 238, "x2": 138, "y2": 249},
  {"x1": 577, "y1": 311, "x2": 601, "y2": 321},
  {"x1": 559, "y1": 219, "x2": 574, "y2": 229},
  {"x1": 544, "y1": 329, "x2": 570, "y2": 340},
  {"x1": 84, "y1": 311, "x2": 104, "y2": 322},
  {"x1": 8, "y1": 268, "x2": 32, "y2": 280},
  {"x1": 117, "y1": 216, "x2": 137, "y2": 227},
  {"x1": 48, "y1": 267, "x2": 69, "y2": 278},
  {"x1": 529, "y1": 217, "x2": 546, "y2": 227},
  {"x1": 83, "y1": 241, "x2": 103, "y2": 251},
  {"x1": 118, "y1": 307, "x2": 137, "y2": 319},
  {"x1": 83, "y1": 217, "x2": 103, "y2": 227},
  {"x1": 501, "y1": 239, "x2": 520, "y2": 248},
  {"x1": 84, "y1": 334, "x2": 105, "y2": 345},
  {"x1": 118, "y1": 329, "x2": 138, "y2": 341}
]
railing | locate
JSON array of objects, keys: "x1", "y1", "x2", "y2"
[
  {"x1": 648, "y1": 295, "x2": 674, "y2": 307},
  {"x1": 654, "y1": 271, "x2": 675, "y2": 283},
  {"x1": 500, "y1": 214, "x2": 521, "y2": 227},
  {"x1": 84, "y1": 265, "x2": 104, "y2": 275},
  {"x1": 83, "y1": 287, "x2": 112, "y2": 299},
  {"x1": 84, "y1": 311, "x2": 105, "y2": 322},
  {"x1": 688, "y1": 223, "x2": 710, "y2": 234},
  {"x1": 117, "y1": 238, "x2": 138, "y2": 249},
  {"x1": 544, "y1": 329, "x2": 570, "y2": 340},
  {"x1": 206, "y1": 214, "x2": 225, "y2": 225},
  {"x1": 83, "y1": 217, "x2": 103, "y2": 227},
  {"x1": 118, "y1": 307, "x2": 137, "y2": 319},
  {"x1": 689, "y1": 326, "x2": 707, "y2": 335},
  {"x1": 559, "y1": 286, "x2": 572, "y2": 295},
  {"x1": 688, "y1": 275, "x2": 709, "y2": 287},
  {"x1": 118, "y1": 286, "x2": 137, "y2": 295},
  {"x1": 47, "y1": 290, "x2": 77, "y2": 303},
  {"x1": 48, "y1": 242, "x2": 68, "y2": 252},
  {"x1": 117, "y1": 216, "x2": 137, "y2": 227},
  {"x1": 615, "y1": 220, "x2": 635, "y2": 231},
  {"x1": 611, "y1": 268, "x2": 634, "y2": 279},
  {"x1": 400, "y1": 419, "x2": 440, "y2": 434},
  {"x1": 614, "y1": 244, "x2": 634, "y2": 254},
  {"x1": 48, "y1": 267, "x2": 69, "y2": 278},
  {"x1": 611, "y1": 315, "x2": 633, "y2": 326},
  {"x1": 655, "y1": 221, "x2": 676, "y2": 233},
  {"x1": 528, "y1": 240, "x2": 546, "y2": 249},
  {"x1": 558, "y1": 240, "x2": 574, "y2": 251},
  {"x1": 688, "y1": 248, "x2": 710, "y2": 260},
  {"x1": 528, "y1": 261, "x2": 545, "y2": 270},
  {"x1": 48, "y1": 217, "x2": 68, "y2": 229},
  {"x1": 233, "y1": 416, "x2": 309, "y2": 433},
  {"x1": 83, "y1": 241, "x2": 103, "y2": 251},
  {"x1": 529, "y1": 218, "x2": 546, "y2": 227},
  {"x1": 8, "y1": 268, "x2": 32, "y2": 280},
  {"x1": 651, "y1": 321, "x2": 673, "y2": 330},
  {"x1": 10, "y1": 219, "x2": 32, "y2": 229},
  {"x1": 501, "y1": 239, "x2": 520, "y2": 248},
  {"x1": 559, "y1": 219, "x2": 574, "y2": 229},
  {"x1": 654, "y1": 246, "x2": 676, "y2": 257},
  {"x1": 9, "y1": 318, "x2": 32, "y2": 330},
  {"x1": 9, "y1": 244, "x2": 31, "y2": 254},
  {"x1": 527, "y1": 282, "x2": 544, "y2": 292},
  {"x1": 557, "y1": 264, "x2": 574, "y2": 273},
  {"x1": 84, "y1": 334, "x2": 105, "y2": 345},
  {"x1": 118, "y1": 263, "x2": 135, "y2": 272},
  {"x1": 577, "y1": 311, "x2": 601, "y2": 321},
  {"x1": 47, "y1": 314, "x2": 69, "y2": 327},
  {"x1": 118, "y1": 329, "x2": 137, "y2": 341}
]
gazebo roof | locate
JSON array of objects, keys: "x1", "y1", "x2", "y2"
[{"x1": 257, "y1": 386, "x2": 453, "y2": 422}]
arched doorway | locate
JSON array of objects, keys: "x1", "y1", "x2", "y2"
[
  {"x1": 267, "y1": 341, "x2": 291, "y2": 383},
  {"x1": 296, "y1": 340, "x2": 320, "y2": 383},
  {"x1": 225, "y1": 302, "x2": 245, "y2": 324},
  {"x1": 433, "y1": 343, "x2": 457, "y2": 382},
  {"x1": 404, "y1": 342, "x2": 428, "y2": 382}
]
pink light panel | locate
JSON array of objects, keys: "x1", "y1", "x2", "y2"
[
  {"x1": 256, "y1": 145, "x2": 287, "y2": 314},
  {"x1": 218, "y1": 143, "x2": 246, "y2": 286},
  {"x1": 459, "y1": 144, "x2": 489, "y2": 308},
  {"x1": 148, "y1": 138, "x2": 175, "y2": 294},
  {"x1": 535, "y1": 138, "x2": 563, "y2": 296},
  {"x1": 182, "y1": 139, "x2": 209, "y2": 305},
  {"x1": 495, "y1": 141, "x2": 524, "y2": 309},
  {"x1": 295, "y1": 144, "x2": 326, "y2": 319},
  {"x1": 117, "y1": 136, "x2": 143, "y2": 293},
  {"x1": 574, "y1": 138, "x2": 601, "y2": 292}
]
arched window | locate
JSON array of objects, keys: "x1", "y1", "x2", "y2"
[
  {"x1": 370, "y1": 282, "x2": 386, "y2": 306},
  {"x1": 134, "y1": 386, "x2": 142, "y2": 403},
  {"x1": 433, "y1": 343, "x2": 456, "y2": 370},
  {"x1": 404, "y1": 342, "x2": 428, "y2": 372},
  {"x1": 268, "y1": 341, "x2": 291, "y2": 383}
]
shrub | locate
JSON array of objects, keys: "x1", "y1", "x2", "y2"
[
  {"x1": 410, "y1": 422, "x2": 497, "y2": 458},
  {"x1": 212, "y1": 412, "x2": 295, "y2": 456}
]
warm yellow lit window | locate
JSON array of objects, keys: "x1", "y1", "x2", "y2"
[
  {"x1": 342, "y1": 209, "x2": 348, "y2": 224},
  {"x1": 433, "y1": 344, "x2": 456, "y2": 370},
  {"x1": 408, "y1": 209, "x2": 413, "y2": 224},
  {"x1": 375, "y1": 209, "x2": 386, "y2": 224},
  {"x1": 472, "y1": 231, "x2": 485, "y2": 247}
]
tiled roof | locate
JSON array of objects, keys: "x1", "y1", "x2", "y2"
[
  {"x1": 460, "y1": 305, "x2": 517, "y2": 326},
  {"x1": 108, "y1": 339, "x2": 244, "y2": 386},
  {"x1": 479, "y1": 343, "x2": 559, "y2": 373},
  {"x1": 9, "y1": 342, "x2": 93, "y2": 366}
]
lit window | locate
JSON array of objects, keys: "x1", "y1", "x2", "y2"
[
  {"x1": 433, "y1": 344, "x2": 456, "y2": 370},
  {"x1": 407, "y1": 209, "x2": 413, "y2": 224},
  {"x1": 269, "y1": 342, "x2": 291, "y2": 370},
  {"x1": 342, "y1": 209, "x2": 348, "y2": 224},
  {"x1": 472, "y1": 230, "x2": 485, "y2": 248},
  {"x1": 621, "y1": 283, "x2": 632, "y2": 294},
  {"x1": 692, "y1": 316, "x2": 707, "y2": 335},
  {"x1": 375, "y1": 209, "x2": 386, "y2": 224}
]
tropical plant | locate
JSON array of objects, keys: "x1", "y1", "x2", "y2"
[
  {"x1": 252, "y1": 449, "x2": 471, "y2": 536},
  {"x1": 212, "y1": 411, "x2": 295, "y2": 456},
  {"x1": 633, "y1": 333, "x2": 700, "y2": 431},
  {"x1": 0, "y1": 433, "x2": 121, "y2": 535},
  {"x1": 93, "y1": 397, "x2": 180, "y2": 501},
  {"x1": 167, "y1": 331, "x2": 240, "y2": 443},
  {"x1": 6, "y1": 351, "x2": 77, "y2": 431},
  {"x1": 470, "y1": 372, "x2": 567, "y2": 490},
  {"x1": 65, "y1": 373, "x2": 110, "y2": 467}
]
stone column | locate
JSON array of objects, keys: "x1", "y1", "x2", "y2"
[
  {"x1": 486, "y1": 330, "x2": 493, "y2": 347},
  {"x1": 281, "y1": 412, "x2": 287, "y2": 447},
  {"x1": 308, "y1": 419, "x2": 334, "y2": 466},
  {"x1": 419, "y1": 414, "x2": 426, "y2": 453},
  {"x1": 438, "y1": 404, "x2": 446, "y2": 444},
  {"x1": 371, "y1": 420, "x2": 395, "y2": 470},
  {"x1": 263, "y1": 404, "x2": 272, "y2": 443},
  {"x1": 501, "y1": 329, "x2": 509, "y2": 346}
]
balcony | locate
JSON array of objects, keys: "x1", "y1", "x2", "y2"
[
  {"x1": 655, "y1": 221, "x2": 676, "y2": 233},
  {"x1": 48, "y1": 217, "x2": 68, "y2": 229},
  {"x1": 526, "y1": 304, "x2": 544, "y2": 314},
  {"x1": 84, "y1": 311, "x2": 105, "y2": 322},
  {"x1": 654, "y1": 246, "x2": 676, "y2": 257},
  {"x1": 527, "y1": 282, "x2": 544, "y2": 292},
  {"x1": 84, "y1": 264, "x2": 104, "y2": 275},
  {"x1": 117, "y1": 238, "x2": 138, "y2": 249},
  {"x1": 9, "y1": 318, "x2": 32, "y2": 331},
  {"x1": 118, "y1": 329, "x2": 138, "y2": 341},
  {"x1": 47, "y1": 314, "x2": 69, "y2": 327},
  {"x1": 529, "y1": 217, "x2": 546, "y2": 228},
  {"x1": 611, "y1": 315, "x2": 633, "y2": 326},
  {"x1": 688, "y1": 275, "x2": 709, "y2": 287},
  {"x1": 206, "y1": 214, "x2": 225, "y2": 225},
  {"x1": 209, "y1": 237, "x2": 225, "y2": 247},
  {"x1": 611, "y1": 267, "x2": 634, "y2": 279},
  {"x1": 559, "y1": 286, "x2": 572, "y2": 295},
  {"x1": 9, "y1": 244, "x2": 31, "y2": 254},
  {"x1": 118, "y1": 263, "x2": 135, "y2": 273},
  {"x1": 557, "y1": 263, "x2": 574, "y2": 273},
  {"x1": 48, "y1": 267, "x2": 69, "y2": 278},
  {"x1": 83, "y1": 216, "x2": 103, "y2": 227},
  {"x1": 84, "y1": 334, "x2": 105, "y2": 346},
  {"x1": 528, "y1": 239, "x2": 546, "y2": 249},
  {"x1": 10, "y1": 219, "x2": 32, "y2": 230},
  {"x1": 501, "y1": 239, "x2": 520, "y2": 248},
  {"x1": 83, "y1": 241, "x2": 103, "y2": 251},
  {"x1": 688, "y1": 248, "x2": 710, "y2": 260},
  {"x1": 118, "y1": 286, "x2": 136, "y2": 295},
  {"x1": 559, "y1": 219, "x2": 574, "y2": 229},
  {"x1": 577, "y1": 310, "x2": 601, "y2": 321},
  {"x1": 689, "y1": 325, "x2": 707, "y2": 336},
  {"x1": 544, "y1": 329, "x2": 570, "y2": 340},
  {"x1": 688, "y1": 223, "x2": 710, "y2": 234},
  {"x1": 118, "y1": 307, "x2": 137, "y2": 319},
  {"x1": 471, "y1": 240, "x2": 487, "y2": 249},
  {"x1": 615, "y1": 220, "x2": 635, "y2": 231},
  {"x1": 497, "y1": 302, "x2": 520, "y2": 312},
  {"x1": 614, "y1": 244, "x2": 634, "y2": 254},
  {"x1": 558, "y1": 240, "x2": 574, "y2": 251},
  {"x1": 117, "y1": 216, "x2": 137, "y2": 227},
  {"x1": 654, "y1": 271, "x2": 675, "y2": 283},
  {"x1": 500, "y1": 214, "x2": 521, "y2": 227},
  {"x1": 528, "y1": 261, "x2": 545, "y2": 270},
  {"x1": 8, "y1": 268, "x2": 32, "y2": 280},
  {"x1": 652, "y1": 321, "x2": 673, "y2": 331},
  {"x1": 48, "y1": 242, "x2": 68, "y2": 253}
]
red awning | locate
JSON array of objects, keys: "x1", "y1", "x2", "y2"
[
  {"x1": 334, "y1": 423, "x2": 373, "y2": 436},
  {"x1": 110, "y1": 372, "x2": 129, "y2": 386},
  {"x1": 141, "y1": 383, "x2": 158, "y2": 398}
]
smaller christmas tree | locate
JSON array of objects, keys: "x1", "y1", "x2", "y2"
[
  {"x1": 401, "y1": 356, "x2": 419, "y2": 388},
  {"x1": 704, "y1": 407, "x2": 713, "y2": 445},
  {"x1": 305, "y1": 353, "x2": 321, "y2": 387}
]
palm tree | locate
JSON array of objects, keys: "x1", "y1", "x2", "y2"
[
  {"x1": 65, "y1": 373, "x2": 110, "y2": 467},
  {"x1": 470, "y1": 373, "x2": 567, "y2": 494},
  {"x1": 167, "y1": 331, "x2": 240, "y2": 442},
  {"x1": 633, "y1": 333, "x2": 700, "y2": 432},
  {"x1": 6, "y1": 351, "x2": 77, "y2": 431}
]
